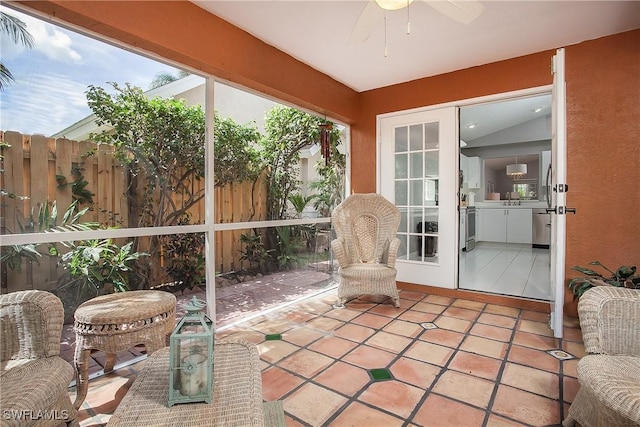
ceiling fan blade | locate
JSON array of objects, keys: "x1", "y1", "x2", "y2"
[
  {"x1": 423, "y1": 0, "x2": 484, "y2": 24},
  {"x1": 350, "y1": 1, "x2": 385, "y2": 44}
]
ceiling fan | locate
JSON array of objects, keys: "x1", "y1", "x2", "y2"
[{"x1": 351, "y1": 0, "x2": 484, "y2": 44}]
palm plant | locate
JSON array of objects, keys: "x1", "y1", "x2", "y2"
[{"x1": 0, "y1": 11, "x2": 34, "y2": 90}]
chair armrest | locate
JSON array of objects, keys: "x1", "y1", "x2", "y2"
[
  {"x1": 384, "y1": 238, "x2": 401, "y2": 268},
  {"x1": 331, "y1": 238, "x2": 351, "y2": 268},
  {"x1": 578, "y1": 287, "x2": 640, "y2": 356},
  {"x1": 0, "y1": 290, "x2": 64, "y2": 362}
]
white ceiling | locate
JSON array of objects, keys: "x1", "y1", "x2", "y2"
[{"x1": 192, "y1": 0, "x2": 640, "y2": 93}]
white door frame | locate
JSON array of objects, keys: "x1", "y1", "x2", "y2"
[
  {"x1": 376, "y1": 85, "x2": 558, "y2": 291},
  {"x1": 549, "y1": 48, "x2": 568, "y2": 338}
]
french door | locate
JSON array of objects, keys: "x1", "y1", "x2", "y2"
[{"x1": 378, "y1": 107, "x2": 458, "y2": 288}]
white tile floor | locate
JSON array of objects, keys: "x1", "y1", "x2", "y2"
[{"x1": 459, "y1": 242, "x2": 551, "y2": 300}]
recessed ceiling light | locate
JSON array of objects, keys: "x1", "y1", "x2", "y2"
[
  {"x1": 467, "y1": 123, "x2": 476, "y2": 129},
  {"x1": 532, "y1": 106, "x2": 544, "y2": 113}
]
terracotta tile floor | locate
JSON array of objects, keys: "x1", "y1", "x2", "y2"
[{"x1": 70, "y1": 289, "x2": 584, "y2": 427}]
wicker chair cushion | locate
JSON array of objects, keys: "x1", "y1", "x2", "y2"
[
  {"x1": 340, "y1": 263, "x2": 397, "y2": 281},
  {"x1": 1, "y1": 356, "x2": 75, "y2": 413},
  {"x1": 577, "y1": 354, "x2": 640, "y2": 424}
]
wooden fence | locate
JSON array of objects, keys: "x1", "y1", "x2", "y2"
[{"x1": 1, "y1": 131, "x2": 268, "y2": 293}]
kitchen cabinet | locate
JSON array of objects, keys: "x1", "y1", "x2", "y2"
[
  {"x1": 478, "y1": 208, "x2": 532, "y2": 244},
  {"x1": 460, "y1": 154, "x2": 469, "y2": 187},
  {"x1": 467, "y1": 156, "x2": 481, "y2": 189}
]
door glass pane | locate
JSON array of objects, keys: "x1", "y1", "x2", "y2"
[
  {"x1": 395, "y1": 127, "x2": 408, "y2": 152},
  {"x1": 397, "y1": 234, "x2": 408, "y2": 259},
  {"x1": 409, "y1": 207, "x2": 422, "y2": 236},
  {"x1": 410, "y1": 180, "x2": 423, "y2": 206},
  {"x1": 409, "y1": 124, "x2": 423, "y2": 151},
  {"x1": 395, "y1": 181, "x2": 408, "y2": 205},
  {"x1": 398, "y1": 207, "x2": 408, "y2": 233},
  {"x1": 424, "y1": 151, "x2": 438, "y2": 176},
  {"x1": 410, "y1": 152, "x2": 423, "y2": 178},
  {"x1": 424, "y1": 122, "x2": 439, "y2": 149},
  {"x1": 395, "y1": 153, "x2": 408, "y2": 179}
]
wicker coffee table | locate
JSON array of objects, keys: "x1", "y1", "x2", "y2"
[
  {"x1": 108, "y1": 339, "x2": 265, "y2": 426},
  {"x1": 73, "y1": 290, "x2": 177, "y2": 408}
]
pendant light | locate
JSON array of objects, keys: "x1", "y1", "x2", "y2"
[{"x1": 506, "y1": 157, "x2": 527, "y2": 180}]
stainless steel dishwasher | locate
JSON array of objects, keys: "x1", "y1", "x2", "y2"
[{"x1": 532, "y1": 208, "x2": 550, "y2": 248}]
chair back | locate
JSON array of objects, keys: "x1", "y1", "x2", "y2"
[{"x1": 332, "y1": 193, "x2": 400, "y2": 264}]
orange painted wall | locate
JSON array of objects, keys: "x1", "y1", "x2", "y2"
[{"x1": 18, "y1": 2, "x2": 639, "y2": 316}]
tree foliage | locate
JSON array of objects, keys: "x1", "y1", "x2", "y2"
[
  {"x1": 87, "y1": 82, "x2": 206, "y2": 230},
  {"x1": 85, "y1": 82, "x2": 262, "y2": 286},
  {"x1": 260, "y1": 106, "x2": 323, "y2": 220}
]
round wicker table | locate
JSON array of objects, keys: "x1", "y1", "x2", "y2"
[{"x1": 73, "y1": 290, "x2": 176, "y2": 409}]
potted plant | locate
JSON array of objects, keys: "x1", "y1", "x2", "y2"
[{"x1": 568, "y1": 261, "x2": 640, "y2": 300}]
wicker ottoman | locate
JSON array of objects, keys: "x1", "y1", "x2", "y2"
[
  {"x1": 73, "y1": 290, "x2": 176, "y2": 409},
  {"x1": 108, "y1": 340, "x2": 265, "y2": 426}
]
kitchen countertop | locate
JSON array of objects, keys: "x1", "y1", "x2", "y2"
[{"x1": 474, "y1": 201, "x2": 548, "y2": 209}]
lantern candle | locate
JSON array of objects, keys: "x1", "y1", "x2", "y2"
[{"x1": 180, "y1": 353, "x2": 208, "y2": 396}]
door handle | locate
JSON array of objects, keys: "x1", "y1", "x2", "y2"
[{"x1": 546, "y1": 207, "x2": 577, "y2": 215}]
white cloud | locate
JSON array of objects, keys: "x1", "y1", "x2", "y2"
[
  {"x1": 1, "y1": 7, "x2": 82, "y2": 64},
  {"x1": 26, "y1": 16, "x2": 83, "y2": 64},
  {"x1": 0, "y1": 73, "x2": 90, "y2": 135}
]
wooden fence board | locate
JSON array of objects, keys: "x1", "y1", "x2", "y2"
[
  {"x1": 2, "y1": 132, "x2": 270, "y2": 292},
  {"x1": 55, "y1": 138, "x2": 73, "y2": 222}
]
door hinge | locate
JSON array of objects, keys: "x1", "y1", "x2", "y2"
[{"x1": 554, "y1": 184, "x2": 569, "y2": 193}]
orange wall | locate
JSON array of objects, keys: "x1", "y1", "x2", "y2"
[{"x1": 19, "y1": 2, "x2": 639, "y2": 316}]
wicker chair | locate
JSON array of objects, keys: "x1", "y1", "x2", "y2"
[
  {"x1": 1, "y1": 290, "x2": 78, "y2": 427},
  {"x1": 562, "y1": 287, "x2": 640, "y2": 427},
  {"x1": 331, "y1": 193, "x2": 401, "y2": 307}
]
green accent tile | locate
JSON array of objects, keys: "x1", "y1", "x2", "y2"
[
  {"x1": 368, "y1": 368, "x2": 393, "y2": 381},
  {"x1": 265, "y1": 333, "x2": 282, "y2": 341}
]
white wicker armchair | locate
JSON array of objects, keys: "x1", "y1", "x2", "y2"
[
  {"x1": 563, "y1": 287, "x2": 640, "y2": 427},
  {"x1": 0, "y1": 290, "x2": 78, "y2": 427},
  {"x1": 331, "y1": 193, "x2": 401, "y2": 307}
]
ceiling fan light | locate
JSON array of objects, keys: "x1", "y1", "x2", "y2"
[
  {"x1": 375, "y1": 0, "x2": 414, "y2": 11},
  {"x1": 506, "y1": 163, "x2": 527, "y2": 178}
]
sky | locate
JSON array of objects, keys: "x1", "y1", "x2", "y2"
[{"x1": 0, "y1": 6, "x2": 180, "y2": 136}]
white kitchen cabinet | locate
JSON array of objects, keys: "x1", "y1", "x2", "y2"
[
  {"x1": 478, "y1": 208, "x2": 532, "y2": 244},
  {"x1": 467, "y1": 156, "x2": 481, "y2": 189},
  {"x1": 460, "y1": 154, "x2": 469, "y2": 186}
]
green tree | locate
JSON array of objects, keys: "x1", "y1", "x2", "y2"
[
  {"x1": 149, "y1": 69, "x2": 191, "y2": 89},
  {"x1": 0, "y1": 11, "x2": 34, "y2": 90},
  {"x1": 85, "y1": 82, "x2": 260, "y2": 286},
  {"x1": 260, "y1": 106, "x2": 324, "y2": 220}
]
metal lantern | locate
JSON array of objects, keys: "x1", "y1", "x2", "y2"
[{"x1": 168, "y1": 297, "x2": 214, "y2": 407}]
